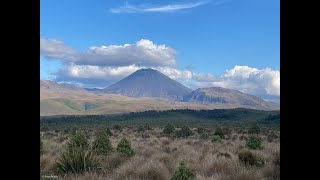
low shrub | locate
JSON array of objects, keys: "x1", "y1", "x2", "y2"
[
  {"x1": 66, "y1": 129, "x2": 89, "y2": 152},
  {"x1": 200, "y1": 132, "x2": 210, "y2": 140},
  {"x1": 171, "y1": 161, "x2": 194, "y2": 180},
  {"x1": 214, "y1": 127, "x2": 224, "y2": 139},
  {"x1": 116, "y1": 138, "x2": 135, "y2": 158},
  {"x1": 246, "y1": 135, "x2": 263, "y2": 150},
  {"x1": 175, "y1": 126, "x2": 193, "y2": 138},
  {"x1": 92, "y1": 127, "x2": 113, "y2": 156},
  {"x1": 238, "y1": 150, "x2": 264, "y2": 167},
  {"x1": 211, "y1": 135, "x2": 222, "y2": 143},
  {"x1": 163, "y1": 122, "x2": 175, "y2": 135}
]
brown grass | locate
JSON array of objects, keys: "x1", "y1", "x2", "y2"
[{"x1": 41, "y1": 127, "x2": 280, "y2": 180}]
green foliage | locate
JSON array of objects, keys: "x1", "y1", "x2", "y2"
[
  {"x1": 66, "y1": 129, "x2": 89, "y2": 152},
  {"x1": 248, "y1": 124, "x2": 261, "y2": 134},
  {"x1": 171, "y1": 161, "x2": 194, "y2": 180},
  {"x1": 41, "y1": 124, "x2": 49, "y2": 131},
  {"x1": 197, "y1": 127, "x2": 206, "y2": 134},
  {"x1": 144, "y1": 123, "x2": 151, "y2": 130},
  {"x1": 163, "y1": 122, "x2": 175, "y2": 135},
  {"x1": 116, "y1": 138, "x2": 135, "y2": 158},
  {"x1": 175, "y1": 126, "x2": 193, "y2": 138},
  {"x1": 92, "y1": 127, "x2": 113, "y2": 156},
  {"x1": 211, "y1": 135, "x2": 222, "y2": 143},
  {"x1": 246, "y1": 135, "x2": 263, "y2": 150},
  {"x1": 138, "y1": 125, "x2": 145, "y2": 132},
  {"x1": 63, "y1": 127, "x2": 71, "y2": 134},
  {"x1": 200, "y1": 132, "x2": 210, "y2": 140},
  {"x1": 238, "y1": 150, "x2": 264, "y2": 167},
  {"x1": 112, "y1": 124, "x2": 121, "y2": 131},
  {"x1": 105, "y1": 127, "x2": 113, "y2": 136},
  {"x1": 214, "y1": 127, "x2": 224, "y2": 139},
  {"x1": 56, "y1": 147, "x2": 101, "y2": 174},
  {"x1": 40, "y1": 137, "x2": 43, "y2": 155}
]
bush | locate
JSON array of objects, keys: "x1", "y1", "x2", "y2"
[
  {"x1": 40, "y1": 137, "x2": 43, "y2": 155},
  {"x1": 41, "y1": 125, "x2": 49, "y2": 131},
  {"x1": 175, "y1": 126, "x2": 193, "y2": 138},
  {"x1": 112, "y1": 124, "x2": 121, "y2": 131},
  {"x1": 63, "y1": 127, "x2": 71, "y2": 134},
  {"x1": 144, "y1": 123, "x2": 151, "y2": 130},
  {"x1": 200, "y1": 132, "x2": 210, "y2": 140},
  {"x1": 246, "y1": 135, "x2": 263, "y2": 150},
  {"x1": 211, "y1": 135, "x2": 222, "y2": 143},
  {"x1": 105, "y1": 127, "x2": 113, "y2": 136},
  {"x1": 92, "y1": 127, "x2": 113, "y2": 156},
  {"x1": 163, "y1": 122, "x2": 175, "y2": 135},
  {"x1": 138, "y1": 125, "x2": 144, "y2": 132},
  {"x1": 197, "y1": 127, "x2": 206, "y2": 134},
  {"x1": 273, "y1": 151, "x2": 280, "y2": 168},
  {"x1": 171, "y1": 161, "x2": 194, "y2": 180},
  {"x1": 214, "y1": 127, "x2": 224, "y2": 139},
  {"x1": 248, "y1": 124, "x2": 261, "y2": 134},
  {"x1": 56, "y1": 147, "x2": 101, "y2": 174},
  {"x1": 238, "y1": 150, "x2": 264, "y2": 167},
  {"x1": 66, "y1": 129, "x2": 89, "y2": 152},
  {"x1": 116, "y1": 138, "x2": 135, "y2": 158},
  {"x1": 267, "y1": 131, "x2": 277, "y2": 142}
]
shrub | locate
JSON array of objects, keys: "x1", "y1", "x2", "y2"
[
  {"x1": 105, "y1": 127, "x2": 113, "y2": 136},
  {"x1": 112, "y1": 124, "x2": 121, "y2": 131},
  {"x1": 138, "y1": 125, "x2": 144, "y2": 132},
  {"x1": 116, "y1": 138, "x2": 135, "y2": 158},
  {"x1": 171, "y1": 161, "x2": 194, "y2": 180},
  {"x1": 40, "y1": 137, "x2": 43, "y2": 155},
  {"x1": 211, "y1": 135, "x2": 222, "y2": 143},
  {"x1": 56, "y1": 147, "x2": 101, "y2": 174},
  {"x1": 66, "y1": 129, "x2": 89, "y2": 152},
  {"x1": 246, "y1": 135, "x2": 263, "y2": 150},
  {"x1": 214, "y1": 127, "x2": 224, "y2": 139},
  {"x1": 238, "y1": 150, "x2": 264, "y2": 167},
  {"x1": 200, "y1": 132, "x2": 210, "y2": 140},
  {"x1": 197, "y1": 127, "x2": 206, "y2": 134},
  {"x1": 92, "y1": 127, "x2": 113, "y2": 156},
  {"x1": 144, "y1": 123, "x2": 151, "y2": 130},
  {"x1": 248, "y1": 124, "x2": 261, "y2": 134},
  {"x1": 273, "y1": 151, "x2": 280, "y2": 168},
  {"x1": 41, "y1": 125, "x2": 49, "y2": 131},
  {"x1": 175, "y1": 126, "x2": 193, "y2": 137},
  {"x1": 63, "y1": 127, "x2": 71, "y2": 134},
  {"x1": 163, "y1": 122, "x2": 175, "y2": 135}
]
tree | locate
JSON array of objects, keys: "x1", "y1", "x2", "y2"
[
  {"x1": 171, "y1": 161, "x2": 194, "y2": 180},
  {"x1": 92, "y1": 127, "x2": 113, "y2": 156},
  {"x1": 116, "y1": 138, "x2": 135, "y2": 157},
  {"x1": 163, "y1": 122, "x2": 175, "y2": 135},
  {"x1": 66, "y1": 129, "x2": 89, "y2": 152}
]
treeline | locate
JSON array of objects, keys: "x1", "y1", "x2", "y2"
[{"x1": 40, "y1": 108, "x2": 280, "y2": 130}]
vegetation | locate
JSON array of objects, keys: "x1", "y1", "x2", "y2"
[
  {"x1": 112, "y1": 124, "x2": 121, "y2": 131},
  {"x1": 171, "y1": 161, "x2": 194, "y2": 180},
  {"x1": 92, "y1": 127, "x2": 113, "y2": 156},
  {"x1": 163, "y1": 122, "x2": 175, "y2": 135},
  {"x1": 116, "y1": 138, "x2": 135, "y2": 158},
  {"x1": 211, "y1": 135, "x2": 223, "y2": 143},
  {"x1": 175, "y1": 125, "x2": 193, "y2": 137},
  {"x1": 66, "y1": 129, "x2": 89, "y2": 152},
  {"x1": 248, "y1": 123, "x2": 261, "y2": 134},
  {"x1": 238, "y1": 150, "x2": 264, "y2": 167},
  {"x1": 200, "y1": 132, "x2": 210, "y2": 140},
  {"x1": 40, "y1": 137, "x2": 43, "y2": 155},
  {"x1": 56, "y1": 147, "x2": 101, "y2": 174},
  {"x1": 214, "y1": 127, "x2": 224, "y2": 139},
  {"x1": 144, "y1": 123, "x2": 151, "y2": 130},
  {"x1": 246, "y1": 135, "x2": 263, "y2": 150}
]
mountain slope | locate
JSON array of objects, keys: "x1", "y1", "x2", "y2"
[
  {"x1": 183, "y1": 87, "x2": 278, "y2": 110},
  {"x1": 102, "y1": 68, "x2": 192, "y2": 101}
]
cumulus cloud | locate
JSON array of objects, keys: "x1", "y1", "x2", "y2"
[
  {"x1": 110, "y1": 0, "x2": 212, "y2": 13},
  {"x1": 40, "y1": 38, "x2": 177, "y2": 67},
  {"x1": 40, "y1": 38, "x2": 77, "y2": 60},
  {"x1": 192, "y1": 66, "x2": 280, "y2": 97}
]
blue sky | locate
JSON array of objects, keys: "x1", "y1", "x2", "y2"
[{"x1": 40, "y1": 0, "x2": 280, "y2": 101}]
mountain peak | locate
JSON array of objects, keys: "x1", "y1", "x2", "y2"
[{"x1": 102, "y1": 68, "x2": 192, "y2": 100}]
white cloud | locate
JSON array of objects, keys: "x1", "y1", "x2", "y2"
[
  {"x1": 110, "y1": 0, "x2": 212, "y2": 13},
  {"x1": 40, "y1": 38, "x2": 76, "y2": 60},
  {"x1": 192, "y1": 66, "x2": 280, "y2": 97},
  {"x1": 40, "y1": 38, "x2": 177, "y2": 67}
]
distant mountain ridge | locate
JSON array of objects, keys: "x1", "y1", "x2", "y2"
[{"x1": 102, "y1": 68, "x2": 192, "y2": 101}]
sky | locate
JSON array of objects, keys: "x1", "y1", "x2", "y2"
[{"x1": 40, "y1": 0, "x2": 280, "y2": 102}]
